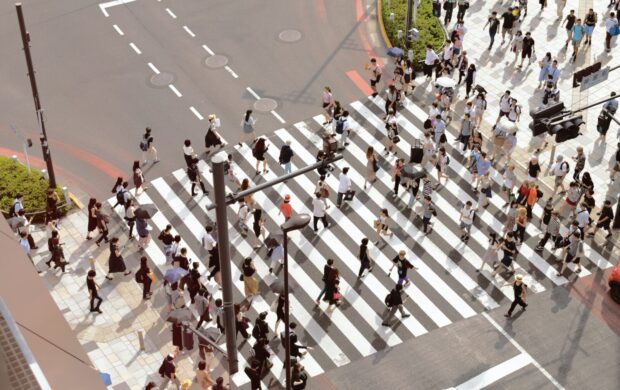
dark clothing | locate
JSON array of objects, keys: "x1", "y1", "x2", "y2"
[
  {"x1": 528, "y1": 162, "x2": 541, "y2": 179},
  {"x1": 387, "y1": 287, "x2": 404, "y2": 307},
  {"x1": 158, "y1": 359, "x2": 176, "y2": 379},
  {"x1": 292, "y1": 369, "x2": 309, "y2": 390},
  {"x1": 87, "y1": 278, "x2": 102, "y2": 311},
  {"x1": 507, "y1": 282, "x2": 527, "y2": 315},
  {"x1": 501, "y1": 12, "x2": 515, "y2": 28},
  {"x1": 245, "y1": 366, "x2": 262, "y2": 390},
  {"x1": 279, "y1": 145, "x2": 294, "y2": 164},
  {"x1": 313, "y1": 215, "x2": 328, "y2": 231},
  {"x1": 108, "y1": 243, "x2": 127, "y2": 274},
  {"x1": 358, "y1": 243, "x2": 371, "y2": 277}
]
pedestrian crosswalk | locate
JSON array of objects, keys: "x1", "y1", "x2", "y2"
[{"x1": 107, "y1": 94, "x2": 612, "y2": 388}]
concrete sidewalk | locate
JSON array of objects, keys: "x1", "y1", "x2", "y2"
[{"x1": 28, "y1": 209, "x2": 223, "y2": 389}]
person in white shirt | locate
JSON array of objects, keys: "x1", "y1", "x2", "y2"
[
  {"x1": 336, "y1": 167, "x2": 352, "y2": 208},
  {"x1": 183, "y1": 139, "x2": 194, "y2": 167},
  {"x1": 201, "y1": 225, "x2": 217, "y2": 264},
  {"x1": 502, "y1": 164, "x2": 517, "y2": 207},
  {"x1": 551, "y1": 155, "x2": 569, "y2": 197},
  {"x1": 459, "y1": 201, "x2": 475, "y2": 242},
  {"x1": 496, "y1": 90, "x2": 512, "y2": 124},
  {"x1": 507, "y1": 98, "x2": 521, "y2": 122},
  {"x1": 575, "y1": 202, "x2": 590, "y2": 237},
  {"x1": 337, "y1": 111, "x2": 351, "y2": 149},
  {"x1": 442, "y1": 40, "x2": 453, "y2": 64},
  {"x1": 312, "y1": 193, "x2": 329, "y2": 232},
  {"x1": 424, "y1": 44, "x2": 439, "y2": 78},
  {"x1": 238, "y1": 201, "x2": 250, "y2": 236}
]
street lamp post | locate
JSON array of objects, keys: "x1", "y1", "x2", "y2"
[
  {"x1": 281, "y1": 214, "x2": 311, "y2": 390},
  {"x1": 15, "y1": 3, "x2": 57, "y2": 188}
]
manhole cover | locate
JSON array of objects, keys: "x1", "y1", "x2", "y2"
[
  {"x1": 254, "y1": 98, "x2": 278, "y2": 112},
  {"x1": 278, "y1": 29, "x2": 302, "y2": 43},
  {"x1": 205, "y1": 55, "x2": 229, "y2": 68},
  {"x1": 150, "y1": 72, "x2": 174, "y2": 87}
]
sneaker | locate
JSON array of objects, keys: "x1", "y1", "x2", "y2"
[
  {"x1": 401, "y1": 314, "x2": 410, "y2": 319},
  {"x1": 381, "y1": 322, "x2": 390, "y2": 327},
  {"x1": 606, "y1": 233, "x2": 613, "y2": 238},
  {"x1": 504, "y1": 313, "x2": 511, "y2": 318},
  {"x1": 534, "y1": 246, "x2": 544, "y2": 251}
]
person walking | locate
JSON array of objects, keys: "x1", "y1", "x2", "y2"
[
  {"x1": 136, "y1": 216, "x2": 151, "y2": 251},
  {"x1": 158, "y1": 353, "x2": 181, "y2": 390},
  {"x1": 364, "y1": 147, "x2": 379, "y2": 189},
  {"x1": 244, "y1": 360, "x2": 262, "y2": 390},
  {"x1": 187, "y1": 157, "x2": 209, "y2": 196},
  {"x1": 569, "y1": 18, "x2": 585, "y2": 61},
  {"x1": 459, "y1": 201, "x2": 475, "y2": 243},
  {"x1": 252, "y1": 137, "x2": 269, "y2": 175},
  {"x1": 240, "y1": 109, "x2": 257, "y2": 147},
  {"x1": 389, "y1": 250, "x2": 418, "y2": 287},
  {"x1": 312, "y1": 192, "x2": 328, "y2": 232},
  {"x1": 122, "y1": 199, "x2": 136, "y2": 240},
  {"x1": 94, "y1": 202, "x2": 110, "y2": 247},
  {"x1": 182, "y1": 139, "x2": 194, "y2": 167},
  {"x1": 159, "y1": 225, "x2": 175, "y2": 263},
  {"x1": 315, "y1": 259, "x2": 335, "y2": 304},
  {"x1": 105, "y1": 237, "x2": 131, "y2": 280},
  {"x1": 502, "y1": 164, "x2": 517, "y2": 207},
  {"x1": 86, "y1": 270, "x2": 103, "y2": 313},
  {"x1": 515, "y1": 206, "x2": 528, "y2": 245},
  {"x1": 484, "y1": 11, "x2": 501, "y2": 50},
  {"x1": 367, "y1": 58, "x2": 382, "y2": 97},
  {"x1": 278, "y1": 194, "x2": 294, "y2": 222},
  {"x1": 473, "y1": 93, "x2": 487, "y2": 129},
  {"x1": 423, "y1": 44, "x2": 439, "y2": 78},
  {"x1": 583, "y1": 8, "x2": 597, "y2": 45},
  {"x1": 374, "y1": 208, "x2": 394, "y2": 243},
  {"x1": 252, "y1": 208, "x2": 266, "y2": 248},
  {"x1": 421, "y1": 196, "x2": 436, "y2": 234},
  {"x1": 500, "y1": 8, "x2": 516, "y2": 43},
  {"x1": 478, "y1": 232, "x2": 501, "y2": 271},
  {"x1": 273, "y1": 293, "x2": 286, "y2": 336},
  {"x1": 563, "y1": 9, "x2": 577, "y2": 47},
  {"x1": 605, "y1": 12, "x2": 619, "y2": 52},
  {"x1": 204, "y1": 114, "x2": 225, "y2": 153},
  {"x1": 464, "y1": 64, "x2": 476, "y2": 99},
  {"x1": 551, "y1": 155, "x2": 569, "y2": 197},
  {"x1": 140, "y1": 127, "x2": 159, "y2": 165},
  {"x1": 557, "y1": 231, "x2": 583, "y2": 275},
  {"x1": 268, "y1": 240, "x2": 284, "y2": 274},
  {"x1": 525, "y1": 182, "x2": 538, "y2": 220},
  {"x1": 194, "y1": 289, "x2": 212, "y2": 329},
  {"x1": 456, "y1": 0, "x2": 468, "y2": 21},
  {"x1": 252, "y1": 338, "x2": 272, "y2": 377},
  {"x1": 384, "y1": 109, "x2": 398, "y2": 156},
  {"x1": 435, "y1": 147, "x2": 450, "y2": 187},
  {"x1": 382, "y1": 283, "x2": 410, "y2": 326},
  {"x1": 392, "y1": 158, "x2": 405, "y2": 197},
  {"x1": 234, "y1": 303, "x2": 250, "y2": 340},
  {"x1": 252, "y1": 312, "x2": 270, "y2": 340},
  {"x1": 195, "y1": 360, "x2": 215, "y2": 389},
  {"x1": 132, "y1": 160, "x2": 147, "y2": 196},
  {"x1": 478, "y1": 171, "x2": 492, "y2": 211},
  {"x1": 335, "y1": 110, "x2": 351, "y2": 150},
  {"x1": 537, "y1": 52, "x2": 552, "y2": 88},
  {"x1": 292, "y1": 362, "x2": 309, "y2": 390},
  {"x1": 336, "y1": 167, "x2": 352, "y2": 208},
  {"x1": 86, "y1": 198, "x2": 98, "y2": 240},
  {"x1": 575, "y1": 202, "x2": 591, "y2": 237},
  {"x1": 321, "y1": 86, "x2": 335, "y2": 125},
  {"x1": 135, "y1": 256, "x2": 153, "y2": 300},
  {"x1": 444, "y1": 0, "x2": 456, "y2": 25},
  {"x1": 241, "y1": 257, "x2": 259, "y2": 298},
  {"x1": 588, "y1": 200, "x2": 614, "y2": 238},
  {"x1": 357, "y1": 238, "x2": 373, "y2": 278},
  {"x1": 279, "y1": 140, "x2": 295, "y2": 176},
  {"x1": 535, "y1": 209, "x2": 561, "y2": 251},
  {"x1": 504, "y1": 275, "x2": 528, "y2": 318},
  {"x1": 493, "y1": 232, "x2": 517, "y2": 276}
]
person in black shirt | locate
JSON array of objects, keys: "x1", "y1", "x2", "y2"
[
  {"x1": 563, "y1": 10, "x2": 577, "y2": 47},
  {"x1": 611, "y1": 143, "x2": 620, "y2": 181},
  {"x1": 493, "y1": 233, "x2": 517, "y2": 276},
  {"x1": 501, "y1": 9, "x2": 516, "y2": 43},
  {"x1": 382, "y1": 283, "x2": 410, "y2": 326},
  {"x1": 244, "y1": 359, "x2": 262, "y2": 390},
  {"x1": 484, "y1": 11, "x2": 501, "y2": 50},
  {"x1": 527, "y1": 156, "x2": 542, "y2": 181},
  {"x1": 588, "y1": 200, "x2": 615, "y2": 238},
  {"x1": 358, "y1": 238, "x2": 373, "y2": 278},
  {"x1": 504, "y1": 274, "x2": 528, "y2": 318},
  {"x1": 518, "y1": 32, "x2": 535, "y2": 68},
  {"x1": 315, "y1": 259, "x2": 334, "y2": 304},
  {"x1": 87, "y1": 270, "x2": 103, "y2": 313}
]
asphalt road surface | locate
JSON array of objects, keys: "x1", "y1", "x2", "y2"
[{"x1": 0, "y1": 0, "x2": 382, "y2": 197}]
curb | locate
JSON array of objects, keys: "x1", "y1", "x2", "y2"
[
  {"x1": 377, "y1": 0, "x2": 393, "y2": 48},
  {"x1": 68, "y1": 191, "x2": 84, "y2": 209}
]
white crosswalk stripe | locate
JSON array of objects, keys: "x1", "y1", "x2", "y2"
[{"x1": 106, "y1": 95, "x2": 611, "y2": 387}]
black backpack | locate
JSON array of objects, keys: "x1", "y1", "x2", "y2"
[
  {"x1": 335, "y1": 117, "x2": 346, "y2": 134},
  {"x1": 116, "y1": 189, "x2": 126, "y2": 205},
  {"x1": 135, "y1": 270, "x2": 144, "y2": 284},
  {"x1": 8, "y1": 202, "x2": 17, "y2": 218},
  {"x1": 384, "y1": 291, "x2": 394, "y2": 307}
]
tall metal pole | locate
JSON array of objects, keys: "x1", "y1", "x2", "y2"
[
  {"x1": 15, "y1": 3, "x2": 57, "y2": 188},
  {"x1": 211, "y1": 153, "x2": 238, "y2": 376},
  {"x1": 405, "y1": 0, "x2": 413, "y2": 49},
  {"x1": 283, "y1": 231, "x2": 292, "y2": 390}
]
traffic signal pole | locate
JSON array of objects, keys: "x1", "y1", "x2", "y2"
[
  {"x1": 16, "y1": 3, "x2": 57, "y2": 188},
  {"x1": 405, "y1": 0, "x2": 413, "y2": 49}
]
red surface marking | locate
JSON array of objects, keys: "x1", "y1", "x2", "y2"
[
  {"x1": 346, "y1": 70, "x2": 374, "y2": 96},
  {"x1": 355, "y1": 0, "x2": 383, "y2": 66},
  {"x1": 565, "y1": 270, "x2": 620, "y2": 337},
  {"x1": 51, "y1": 141, "x2": 125, "y2": 179},
  {"x1": 316, "y1": 0, "x2": 327, "y2": 20}
]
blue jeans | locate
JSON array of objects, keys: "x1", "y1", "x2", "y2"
[{"x1": 283, "y1": 162, "x2": 292, "y2": 175}]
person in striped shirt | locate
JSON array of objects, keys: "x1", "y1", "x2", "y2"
[{"x1": 535, "y1": 210, "x2": 561, "y2": 251}]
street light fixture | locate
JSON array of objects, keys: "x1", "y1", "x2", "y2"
[{"x1": 280, "y1": 213, "x2": 311, "y2": 390}]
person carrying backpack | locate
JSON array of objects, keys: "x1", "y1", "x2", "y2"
[
  {"x1": 9, "y1": 194, "x2": 24, "y2": 219},
  {"x1": 139, "y1": 127, "x2": 159, "y2": 165},
  {"x1": 551, "y1": 155, "x2": 570, "y2": 197},
  {"x1": 335, "y1": 110, "x2": 350, "y2": 150},
  {"x1": 279, "y1": 140, "x2": 295, "y2": 175},
  {"x1": 382, "y1": 283, "x2": 410, "y2": 326},
  {"x1": 113, "y1": 181, "x2": 130, "y2": 209}
]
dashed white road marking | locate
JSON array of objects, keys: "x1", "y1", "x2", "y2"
[
  {"x1": 271, "y1": 110, "x2": 286, "y2": 124},
  {"x1": 129, "y1": 42, "x2": 142, "y2": 54},
  {"x1": 246, "y1": 87, "x2": 261, "y2": 100},
  {"x1": 168, "y1": 84, "x2": 183, "y2": 97},
  {"x1": 224, "y1": 66, "x2": 239, "y2": 78},
  {"x1": 189, "y1": 106, "x2": 204, "y2": 120},
  {"x1": 183, "y1": 25, "x2": 196, "y2": 37},
  {"x1": 112, "y1": 24, "x2": 124, "y2": 36},
  {"x1": 202, "y1": 44, "x2": 215, "y2": 56},
  {"x1": 147, "y1": 63, "x2": 160, "y2": 74},
  {"x1": 165, "y1": 8, "x2": 177, "y2": 19}
]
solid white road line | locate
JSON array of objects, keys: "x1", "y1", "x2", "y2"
[
  {"x1": 454, "y1": 353, "x2": 532, "y2": 390},
  {"x1": 112, "y1": 24, "x2": 124, "y2": 36},
  {"x1": 183, "y1": 25, "x2": 196, "y2": 37},
  {"x1": 98, "y1": 0, "x2": 137, "y2": 17},
  {"x1": 165, "y1": 8, "x2": 177, "y2": 18},
  {"x1": 147, "y1": 63, "x2": 160, "y2": 75},
  {"x1": 224, "y1": 66, "x2": 239, "y2": 78},
  {"x1": 168, "y1": 84, "x2": 182, "y2": 97},
  {"x1": 482, "y1": 312, "x2": 565, "y2": 390},
  {"x1": 202, "y1": 44, "x2": 215, "y2": 56},
  {"x1": 189, "y1": 106, "x2": 204, "y2": 120},
  {"x1": 271, "y1": 110, "x2": 286, "y2": 124},
  {"x1": 246, "y1": 87, "x2": 261, "y2": 100},
  {"x1": 129, "y1": 42, "x2": 141, "y2": 54}
]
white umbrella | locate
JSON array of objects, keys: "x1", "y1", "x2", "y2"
[
  {"x1": 435, "y1": 77, "x2": 457, "y2": 89},
  {"x1": 498, "y1": 116, "x2": 519, "y2": 135}
]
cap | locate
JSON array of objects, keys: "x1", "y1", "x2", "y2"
[
  {"x1": 515, "y1": 274, "x2": 523, "y2": 281},
  {"x1": 284, "y1": 194, "x2": 291, "y2": 201}
]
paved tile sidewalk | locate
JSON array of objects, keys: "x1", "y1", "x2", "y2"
[{"x1": 28, "y1": 210, "x2": 223, "y2": 389}]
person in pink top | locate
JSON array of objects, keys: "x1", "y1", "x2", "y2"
[{"x1": 278, "y1": 194, "x2": 293, "y2": 222}]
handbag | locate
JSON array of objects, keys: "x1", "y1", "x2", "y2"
[
  {"x1": 611, "y1": 25, "x2": 620, "y2": 37},
  {"x1": 344, "y1": 190, "x2": 356, "y2": 201},
  {"x1": 333, "y1": 292, "x2": 343, "y2": 300},
  {"x1": 373, "y1": 220, "x2": 381, "y2": 229},
  {"x1": 392, "y1": 135, "x2": 401, "y2": 144},
  {"x1": 373, "y1": 159, "x2": 379, "y2": 172}
]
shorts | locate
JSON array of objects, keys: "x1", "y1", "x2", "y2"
[
  {"x1": 596, "y1": 221, "x2": 611, "y2": 230},
  {"x1": 585, "y1": 25, "x2": 594, "y2": 36},
  {"x1": 322, "y1": 102, "x2": 330, "y2": 108},
  {"x1": 554, "y1": 175, "x2": 565, "y2": 186},
  {"x1": 370, "y1": 75, "x2": 381, "y2": 86},
  {"x1": 498, "y1": 110, "x2": 509, "y2": 118},
  {"x1": 502, "y1": 26, "x2": 513, "y2": 35},
  {"x1": 452, "y1": 48, "x2": 461, "y2": 56},
  {"x1": 565, "y1": 252, "x2": 580, "y2": 264},
  {"x1": 522, "y1": 49, "x2": 532, "y2": 59},
  {"x1": 459, "y1": 222, "x2": 472, "y2": 231}
]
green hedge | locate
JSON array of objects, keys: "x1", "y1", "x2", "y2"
[
  {"x1": 381, "y1": 0, "x2": 445, "y2": 72},
  {"x1": 0, "y1": 157, "x2": 66, "y2": 222}
]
